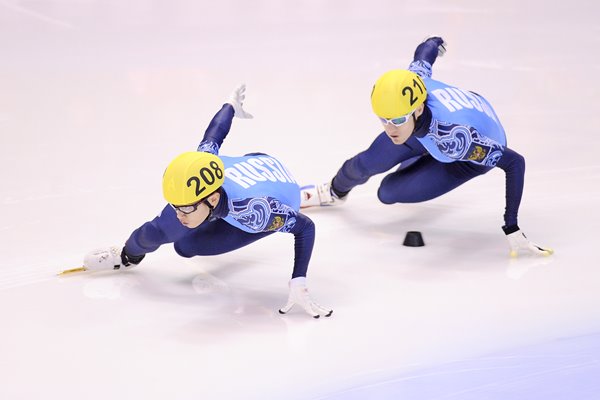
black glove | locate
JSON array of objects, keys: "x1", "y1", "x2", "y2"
[
  {"x1": 121, "y1": 247, "x2": 145, "y2": 266},
  {"x1": 414, "y1": 36, "x2": 447, "y2": 65}
]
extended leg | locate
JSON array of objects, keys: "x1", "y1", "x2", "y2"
[
  {"x1": 377, "y1": 157, "x2": 491, "y2": 204},
  {"x1": 333, "y1": 133, "x2": 427, "y2": 193}
]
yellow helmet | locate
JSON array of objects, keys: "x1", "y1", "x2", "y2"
[
  {"x1": 162, "y1": 152, "x2": 225, "y2": 205},
  {"x1": 371, "y1": 69, "x2": 427, "y2": 118}
]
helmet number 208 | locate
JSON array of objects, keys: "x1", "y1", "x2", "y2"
[
  {"x1": 402, "y1": 78, "x2": 425, "y2": 106},
  {"x1": 186, "y1": 161, "x2": 224, "y2": 197}
]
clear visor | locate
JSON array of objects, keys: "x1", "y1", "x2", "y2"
[{"x1": 171, "y1": 200, "x2": 202, "y2": 215}]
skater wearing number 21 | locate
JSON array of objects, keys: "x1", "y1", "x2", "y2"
[
  {"x1": 83, "y1": 85, "x2": 332, "y2": 318},
  {"x1": 302, "y1": 37, "x2": 553, "y2": 257}
]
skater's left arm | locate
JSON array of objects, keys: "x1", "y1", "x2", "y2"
[
  {"x1": 229, "y1": 198, "x2": 333, "y2": 318},
  {"x1": 197, "y1": 84, "x2": 253, "y2": 155},
  {"x1": 285, "y1": 212, "x2": 315, "y2": 279},
  {"x1": 279, "y1": 212, "x2": 333, "y2": 318},
  {"x1": 495, "y1": 148, "x2": 554, "y2": 257},
  {"x1": 431, "y1": 124, "x2": 553, "y2": 257},
  {"x1": 230, "y1": 198, "x2": 316, "y2": 279}
]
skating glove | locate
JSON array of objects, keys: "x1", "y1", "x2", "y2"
[
  {"x1": 227, "y1": 84, "x2": 253, "y2": 119},
  {"x1": 503, "y1": 225, "x2": 554, "y2": 257},
  {"x1": 279, "y1": 277, "x2": 333, "y2": 318}
]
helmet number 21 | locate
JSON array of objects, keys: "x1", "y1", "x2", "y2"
[
  {"x1": 402, "y1": 78, "x2": 425, "y2": 106},
  {"x1": 186, "y1": 161, "x2": 224, "y2": 197}
]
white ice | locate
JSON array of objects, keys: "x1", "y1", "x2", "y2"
[{"x1": 1, "y1": 1, "x2": 600, "y2": 399}]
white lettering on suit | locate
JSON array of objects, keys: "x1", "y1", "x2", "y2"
[
  {"x1": 431, "y1": 87, "x2": 498, "y2": 122},
  {"x1": 225, "y1": 156, "x2": 297, "y2": 188}
]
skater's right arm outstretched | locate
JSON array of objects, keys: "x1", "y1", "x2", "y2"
[
  {"x1": 197, "y1": 84, "x2": 252, "y2": 155},
  {"x1": 408, "y1": 36, "x2": 446, "y2": 78}
]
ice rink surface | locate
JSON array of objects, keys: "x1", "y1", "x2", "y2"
[{"x1": 1, "y1": 1, "x2": 600, "y2": 399}]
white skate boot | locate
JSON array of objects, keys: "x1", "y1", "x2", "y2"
[
  {"x1": 300, "y1": 182, "x2": 347, "y2": 208},
  {"x1": 83, "y1": 246, "x2": 140, "y2": 271}
]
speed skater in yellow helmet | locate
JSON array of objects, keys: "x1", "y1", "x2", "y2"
[
  {"x1": 371, "y1": 69, "x2": 427, "y2": 119},
  {"x1": 162, "y1": 152, "x2": 225, "y2": 206}
]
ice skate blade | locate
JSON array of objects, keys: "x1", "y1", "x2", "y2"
[{"x1": 57, "y1": 267, "x2": 87, "y2": 276}]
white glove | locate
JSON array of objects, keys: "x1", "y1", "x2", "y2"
[
  {"x1": 278, "y1": 277, "x2": 333, "y2": 318},
  {"x1": 504, "y1": 227, "x2": 554, "y2": 257},
  {"x1": 227, "y1": 84, "x2": 253, "y2": 119}
]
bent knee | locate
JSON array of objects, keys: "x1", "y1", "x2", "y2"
[
  {"x1": 377, "y1": 185, "x2": 398, "y2": 205},
  {"x1": 377, "y1": 174, "x2": 423, "y2": 204},
  {"x1": 174, "y1": 242, "x2": 194, "y2": 258}
]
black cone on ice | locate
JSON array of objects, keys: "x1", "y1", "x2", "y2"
[{"x1": 403, "y1": 231, "x2": 425, "y2": 247}]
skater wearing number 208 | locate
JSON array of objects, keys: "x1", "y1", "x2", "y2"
[
  {"x1": 83, "y1": 85, "x2": 332, "y2": 318},
  {"x1": 302, "y1": 37, "x2": 553, "y2": 257}
]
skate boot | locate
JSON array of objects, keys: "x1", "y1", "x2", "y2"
[
  {"x1": 83, "y1": 246, "x2": 144, "y2": 271},
  {"x1": 300, "y1": 181, "x2": 347, "y2": 208}
]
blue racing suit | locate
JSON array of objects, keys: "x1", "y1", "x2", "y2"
[
  {"x1": 332, "y1": 51, "x2": 525, "y2": 229},
  {"x1": 124, "y1": 105, "x2": 315, "y2": 278}
]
